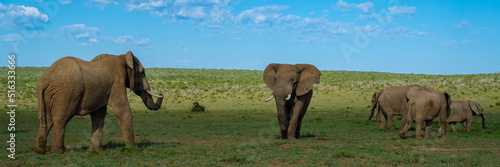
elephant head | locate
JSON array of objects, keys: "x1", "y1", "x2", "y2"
[
  {"x1": 468, "y1": 100, "x2": 486, "y2": 129},
  {"x1": 125, "y1": 51, "x2": 163, "y2": 110},
  {"x1": 368, "y1": 91, "x2": 383, "y2": 121},
  {"x1": 263, "y1": 64, "x2": 320, "y2": 103}
]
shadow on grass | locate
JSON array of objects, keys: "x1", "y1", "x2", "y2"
[
  {"x1": 300, "y1": 132, "x2": 317, "y2": 139},
  {"x1": 78, "y1": 140, "x2": 181, "y2": 151}
]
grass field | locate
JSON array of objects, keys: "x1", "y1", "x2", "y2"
[{"x1": 1, "y1": 67, "x2": 499, "y2": 166}]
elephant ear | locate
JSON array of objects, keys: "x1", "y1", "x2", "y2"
[
  {"x1": 125, "y1": 51, "x2": 136, "y2": 90},
  {"x1": 263, "y1": 63, "x2": 281, "y2": 90},
  {"x1": 295, "y1": 64, "x2": 321, "y2": 96},
  {"x1": 469, "y1": 101, "x2": 481, "y2": 116}
]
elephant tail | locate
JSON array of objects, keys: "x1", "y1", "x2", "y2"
[
  {"x1": 37, "y1": 82, "x2": 47, "y2": 127},
  {"x1": 406, "y1": 100, "x2": 414, "y2": 123}
]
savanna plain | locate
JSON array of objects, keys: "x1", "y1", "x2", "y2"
[{"x1": 1, "y1": 67, "x2": 499, "y2": 166}]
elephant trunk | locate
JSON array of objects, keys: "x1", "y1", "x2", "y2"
[
  {"x1": 481, "y1": 115, "x2": 486, "y2": 129},
  {"x1": 141, "y1": 90, "x2": 163, "y2": 110},
  {"x1": 275, "y1": 99, "x2": 289, "y2": 139},
  {"x1": 368, "y1": 106, "x2": 376, "y2": 121}
]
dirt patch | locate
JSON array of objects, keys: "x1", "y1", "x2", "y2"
[{"x1": 391, "y1": 146, "x2": 498, "y2": 151}]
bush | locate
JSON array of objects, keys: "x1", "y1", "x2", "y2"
[{"x1": 191, "y1": 101, "x2": 206, "y2": 112}]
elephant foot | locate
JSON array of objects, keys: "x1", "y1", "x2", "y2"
[
  {"x1": 88, "y1": 146, "x2": 103, "y2": 152},
  {"x1": 33, "y1": 146, "x2": 47, "y2": 154},
  {"x1": 51, "y1": 146, "x2": 67, "y2": 154},
  {"x1": 399, "y1": 132, "x2": 406, "y2": 139}
]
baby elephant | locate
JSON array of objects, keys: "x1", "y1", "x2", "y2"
[{"x1": 447, "y1": 100, "x2": 486, "y2": 132}]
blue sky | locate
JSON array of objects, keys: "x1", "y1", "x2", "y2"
[{"x1": 1, "y1": 0, "x2": 499, "y2": 74}]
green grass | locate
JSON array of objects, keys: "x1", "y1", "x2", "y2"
[{"x1": 1, "y1": 67, "x2": 499, "y2": 166}]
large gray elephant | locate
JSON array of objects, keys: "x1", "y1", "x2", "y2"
[
  {"x1": 399, "y1": 86, "x2": 451, "y2": 139},
  {"x1": 447, "y1": 100, "x2": 486, "y2": 132},
  {"x1": 34, "y1": 51, "x2": 163, "y2": 154},
  {"x1": 368, "y1": 91, "x2": 383, "y2": 122},
  {"x1": 263, "y1": 63, "x2": 321, "y2": 139},
  {"x1": 376, "y1": 85, "x2": 422, "y2": 130}
]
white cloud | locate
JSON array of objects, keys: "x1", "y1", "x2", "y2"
[
  {"x1": 356, "y1": 2, "x2": 373, "y2": 13},
  {"x1": 59, "y1": 24, "x2": 102, "y2": 45},
  {"x1": 411, "y1": 31, "x2": 427, "y2": 37},
  {"x1": 335, "y1": 0, "x2": 373, "y2": 13},
  {"x1": 336, "y1": 0, "x2": 353, "y2": 11},
  {"x1": 461, "y1": 40, "x2": 474, "y2": 44},
  {"x1": 358, "y1": 13, "x2": 394, "y2": 23},
  {"x1": 371, "y1": 26, "x2": 427, "y2": 38},
  {"x1": 121, "y1": 0, "x2": 233, "y2": 24},
  {"x1": 0, "y1": 33, "x2": 24, "y2": 42},
  {"x1": 457, "y1": 20, "x2": 471, "y2": 29},
  {"x1": 388, "y1": 5, "x2": 416, "y2": 16},
  {"x1": 114, "y1": 35, "x2": 151, "y2": 47},
  {"x1": 440, "y1": 40, "x2": 474, "y2": 47},
  {"x1": 60, "y1": 24, "x2": 150, "y2": 47},
  {"x1": 235, "y1": 5, "x2": 289, "y2": 25},
  {"x1": 0, "y1": 3, "x2": 49, "y2": 30}
]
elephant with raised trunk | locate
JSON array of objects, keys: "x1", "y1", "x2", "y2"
[
  {"x1": 447, "y1": 100, "x2": 486, "y2": 132},
  {"x1": 34, "y1": 51, "x2": 163, "y2": 154},
  {"x1": 399, "y1": 86, "x2": 451, "y2": 139},
  {"x1": 264, "y1": 63, "x2": 321, "y2": 139}
]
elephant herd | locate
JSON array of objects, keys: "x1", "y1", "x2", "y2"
[
  {"x1": 369, "y1": 85, "x2": 486, "y2": 139},
  {"x1": 33, "y1": 52, "x2": 486, "y2": 154}
]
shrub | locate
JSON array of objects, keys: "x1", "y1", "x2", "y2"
[{"x1": 191, "y1": 101, "x2": 206, "y2": 112}]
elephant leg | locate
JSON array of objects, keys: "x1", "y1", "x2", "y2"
[
  {"x1": 449, "y1": 123, "x2": 457, "y2": 132},
  {"x1": 277, "y1": 113, "x2": 289, "y2": 139},
  {"x1": 33, "y1": 114, "x2": 53, "y2": 154},
  {"x1": 288, "y1": 100, "x2": 306, "y2": 139},
  {"x1": 399, "y1": 119, "x2": 413, "y2": 139},
  {"x1": 415, "y1": 120, "x2": 423, "y2": 139},
  {"x1": 461, "y1": 121, "x2": 467, "y2": 132},
  {"x1": 465, "y1": 117, "x2": 473, "y2": 132},
  {"x1": 439, "y1": 110, "x2": 447, "y2": 138},
  {"x1": 295, "y1": 94, "x2": 312, "y2": 139},
  {"x1": 49, "y1": 102, "x2": 76, "y2": 154},
  {"x1": 380, "y1": 115, "x2": 387, "y2": 129},
  {"x1": 386, "y1": 113, "x2": 395, "y2": 130},
  {"x1": 399, "y1": 112, "x2": 407, "y2": 131},
  {"x1": 380, "y1": 109, "x2": 388, "y2": 129},
  {"x1": 424, "y1": 120, "x2": 433, "y2": 139},
  {"x1": 50, "y1": 121, "x2": 68, "y2": 154},
  {"x1": 113, "y1": 108, "x2": 136, "y2": 147},
  {"x1": 89, "y1": 107, "x2": 106, "y2": 151},
  {"x1": 375, "y1": 107, "x2": 381, "y2": 122}
]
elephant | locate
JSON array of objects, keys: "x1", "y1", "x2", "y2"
[
  {"x1": 368, "y1": 91, "x2": 383, "y2": 122},
  {"x1": 263, "y1": 63, "x2": 321, "y2": 139},
  {"x1": 399, "y1": 86, "x2": 451, "y2": 139},
  {"x1": 376, "y1": 85, "x2": 422, "y2": 130},
  {"x1": 33, "y1": 51, "x2": 163, "y2": 154},
  {"x1": 446, "y1": 100, "x2": 486, "y2": 132}
]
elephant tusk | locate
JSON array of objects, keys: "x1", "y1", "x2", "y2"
[
  {"x1": 147, "y1": 90, "x2": 163, "y2": 98},
  {"x1": 368, "y1": 107, "x2": 374, "y2": 110},
  {"x1": 265, "y1": 95, "x2": 274, "y2": 102},
  {"x1": 285, "y1": 94, "x2": 291, "y2": 100}
]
